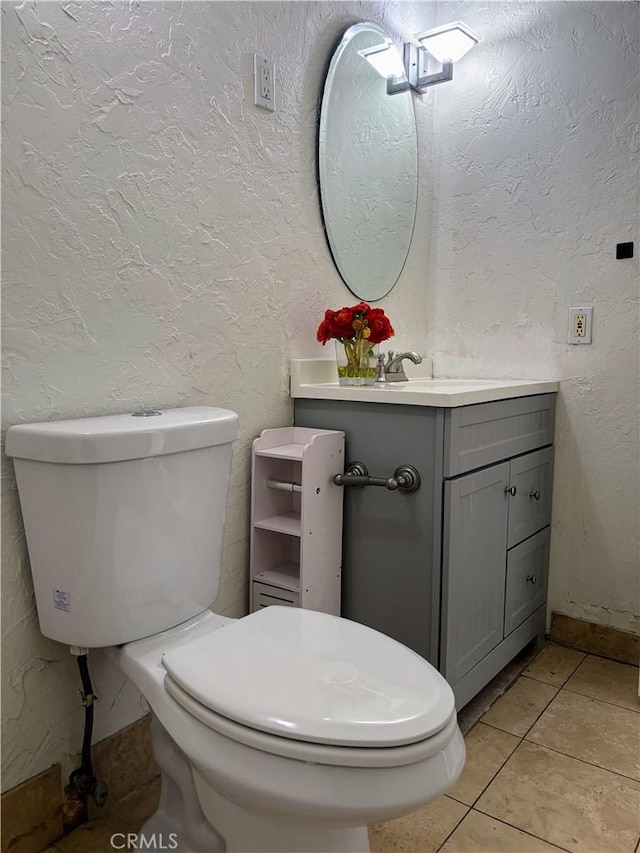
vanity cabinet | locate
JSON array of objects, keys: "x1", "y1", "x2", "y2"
[
  {"x1": 250, "y1": 427, "x2": 344, "y2": 615},
  {"x1": 294, "y1": 393, "x2": 555, "y2": 708},
  {"x1": 442, "y1": 447, "x2": 553, "y2": 701}
]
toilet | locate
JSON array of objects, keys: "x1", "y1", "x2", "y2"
[{"x1": 6, "y1": 407, "x2": 465, "y2": 853}]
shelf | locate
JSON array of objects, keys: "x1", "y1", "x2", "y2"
[
  {"x1": 253, "y1": 563, "x2": 300, "y2": 592},
  {"x1": 254, "y1": 513, "x2": 301, "y2": 537},
  {"x1": 255, "y1": 444, "x2": 305, "y2": 460},
  {"x1": 251, "y1": 425, "x2": 344, "y2": 616}
]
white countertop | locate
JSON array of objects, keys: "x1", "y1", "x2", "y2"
[{"x1": 290, "y1": 360, "x2": 559, "y2": 408}]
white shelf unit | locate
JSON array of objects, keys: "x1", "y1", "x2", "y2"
[{"x1": 250, "y1": 426, "x2": 344, "y2": 615}]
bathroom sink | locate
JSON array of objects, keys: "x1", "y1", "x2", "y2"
[{"x1": 290, "y1": 360, "x2": 559, "y2": 408}]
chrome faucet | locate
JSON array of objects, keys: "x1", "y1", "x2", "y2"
[{"x1": 382, "y1": 351, "x2": 423, "y2": 382}]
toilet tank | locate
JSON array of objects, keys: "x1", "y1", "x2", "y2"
[{"x1": 6, "y1": 407, "x2": 239, "y2": 648}]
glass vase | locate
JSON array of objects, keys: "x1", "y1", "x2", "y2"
[{"x1": 335, "y1": 340, "x2": 378, "y2": 386}]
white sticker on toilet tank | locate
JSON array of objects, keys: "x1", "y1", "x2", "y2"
[{"x1": 53, "y1": 589, "x2": 71, "y2": 612}]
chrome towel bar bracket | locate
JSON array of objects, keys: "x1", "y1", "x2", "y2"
[{"x1": 333, "y1": 461, "x2": 421, "y2": 493}]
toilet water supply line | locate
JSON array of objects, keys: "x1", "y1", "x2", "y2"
[{"x1": 69, "y1": 647, "x2": 109, "y2": 807}]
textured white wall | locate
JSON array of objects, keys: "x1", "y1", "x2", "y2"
[
  {"x1": 428, "y1": 2, "x2": 639, "y2": 634},
  {"x1": 1, "y1": 0, "x2": 435, "y2": 792},
  {"x1": 2, "y1": 0, "x2": 638, "y2": 796}
]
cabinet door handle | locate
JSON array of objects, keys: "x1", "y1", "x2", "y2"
[
  {"x1": 505, "y1": 485, "x2": 517, "y2": 496},
  {"x1": 529, "y1": 490, "x2": 541, "y2": 501},
  {"x1": 526, "y1": 574, "x2": 538, "y2": 585}
]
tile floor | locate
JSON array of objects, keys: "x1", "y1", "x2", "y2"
[{"x1": 43, "y1": 644, "x2": 640, "y2": 853}]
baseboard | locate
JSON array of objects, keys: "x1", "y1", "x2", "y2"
[
  {"x1": 85, "y1": 714, "x2": 159, "y2": 822},
  {"x1": 550, "y1": 612, "x2": 639, "y2": 665},
  {"x1": 1, "y1": 714, "x2": 158, "y2": 853},
  {"x1": 0, "y1": 764, "x2": 63, "y2": 853}
]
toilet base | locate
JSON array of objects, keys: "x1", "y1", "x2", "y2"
[
  {"x1": 137, "y1": 717, "x2": 224, "y2": 853},
  {"x1": 193, "y1": 769, "x2": 370, "y2": 853},
  {"x1": 143, "y1": 714, "x2": 370, "y2": 853},
  {"x1": 135, "y1": 808, "x2": 209, "y2": 853}
]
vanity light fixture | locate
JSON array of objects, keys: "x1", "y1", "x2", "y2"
[
  {"x1": 403, "y1": 21, "x2": 481, "y2": 92},
  {"x1": 359, "y1": 42, "x2": 410, "y2": 95},
  {"x1": 360, "y1": 43, "x2": 399, "y2": 79}
]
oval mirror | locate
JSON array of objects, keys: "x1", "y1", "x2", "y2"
[{"x1": 318, "y1": 22, "x2": 418, "y2": 302}]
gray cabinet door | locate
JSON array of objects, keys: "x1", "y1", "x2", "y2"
[{"x1": 442, "y1": 462, "x2": 510, "y2": 683}]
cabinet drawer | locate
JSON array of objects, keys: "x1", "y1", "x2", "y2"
[
  {"x1": 504, "y1": 528, "x2": 549, "y2": 636},
  {"x1": 444, "y1": 395, "x2": 555, "y2": 476},
  {"x1": 507, "y1": 447, "x2": 554, "y2": 548},
  {"x1": 253, "y1": 582, "x2": 300, "y2": 610}
]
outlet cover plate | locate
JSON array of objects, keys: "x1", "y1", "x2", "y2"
[
  {"x1": 568, "y1": 306, "x2": 593, "y2": 344},
  {"x1": 253, "y1": 54, "x2": 275, "y2": 112}
]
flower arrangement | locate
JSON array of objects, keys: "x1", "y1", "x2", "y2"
[{"x1": 316, "y1": 301, "x2": 395, "y2": 384}]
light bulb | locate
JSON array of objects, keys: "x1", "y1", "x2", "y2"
[
  {"x1": 359, "y1": 43, "x2": 404, "y2": 79},
  {"x1": 416, "y1": 21, "x2": 481, "y2": 64}
]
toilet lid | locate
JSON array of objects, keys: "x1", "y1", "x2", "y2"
[{"x1": 161, "y1": 606, "x2": 455, "y2": 747}]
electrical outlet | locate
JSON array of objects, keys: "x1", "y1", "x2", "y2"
[
  {"x1": 253, "y1": 54, "x2": 275, "y2": 112},
  {"x1": 573, "y1": 313, "x2": 587, "y2": 338},
  {"x1": 568, "y1": 306, "x2": 593, "y2": 344},
  {"x1": 260, "y1": 65, "x2": 271, "y2": 100}
]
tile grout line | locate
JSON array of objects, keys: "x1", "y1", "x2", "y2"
[
  {"x1": 519, "y1": 737, "x2": 640, "y2": 784},
  {"x1": 471, "y1": 802, "x2": 577, "y2": 853},
  {"x1": 522, "y1": 649, "x2": 587, "y2": 688},
  {"x1": 434, "y1": 799, "x2": 470, "y2": 852},
  {"x1": 478, "y1": 720, "x2": 546, "y2": 740},
  {"x1": 465, "y1": 665, "x2": 561, "y2": 752},
  {"x1": 467, "y1": 807, "x2": 574, "y2": 853},
  {"x1": 572, "y1": 651, "x2": 640, "y2": 670},
  {"x1": 519, "y1": 673, "x2": 576, "y2": 689},
  {"x1": 560, "y1": 684, "x2": 640, "y2": 714},
  {"x1": 478, "y1": 677, "x2": 562, "y2": 739},
  {"x1": 447, "y1": 727, "x2": 524, "y2": 810}
]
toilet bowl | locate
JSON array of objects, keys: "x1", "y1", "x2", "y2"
[
  {"x1": 6, "y1": 407, "x2": 465, "y2": 853},
  {"x1": 121, "y1": 607, "x2": 465, "y2": 853}
]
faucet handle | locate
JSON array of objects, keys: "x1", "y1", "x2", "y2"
[
  {"x1": 386, "y1": 350, "x2": 394, "y2": 365},
  {"x1": 375, "y1": 353, "x2": 386, "y2": 382}
]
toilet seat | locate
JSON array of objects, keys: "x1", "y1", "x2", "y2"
[
  {"x1": 161, "y1": 606, "x2": 455, "y2": 750},
  {"x1": 164, "y1": 673, "x2": 459, "y2": 769}
]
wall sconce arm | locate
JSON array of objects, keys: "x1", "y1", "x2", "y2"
[{"x1": 403, "y1": 43, "x2": 453, "y2": 92}]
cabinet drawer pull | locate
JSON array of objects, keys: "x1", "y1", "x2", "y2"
[
  {"x1": 526, "y1": 574, "x2": 538, "y2": 585},
  {"x1": 505, "y1": 485, "x2": 517, "y2": 496},
  {"x1": 529, "y1": 490, "x2": 541, "y2": 501}
]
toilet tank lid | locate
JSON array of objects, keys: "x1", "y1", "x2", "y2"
[{"x1": 5, "y1": 407, "x2": 239, "y2": 464}]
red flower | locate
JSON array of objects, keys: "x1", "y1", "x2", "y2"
[
  {"x1": 332, "y1": 307, "x2": 356, "y2": 339},
  {"x1": 366, "y1": 308, "x2": 395, "y2": 344},
  {"x1": 315, "y1": 301, "x2": 395, "y2": 346},
  {"x1": 316, "y1": 319, "x2": 334, "y2": 344}
]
